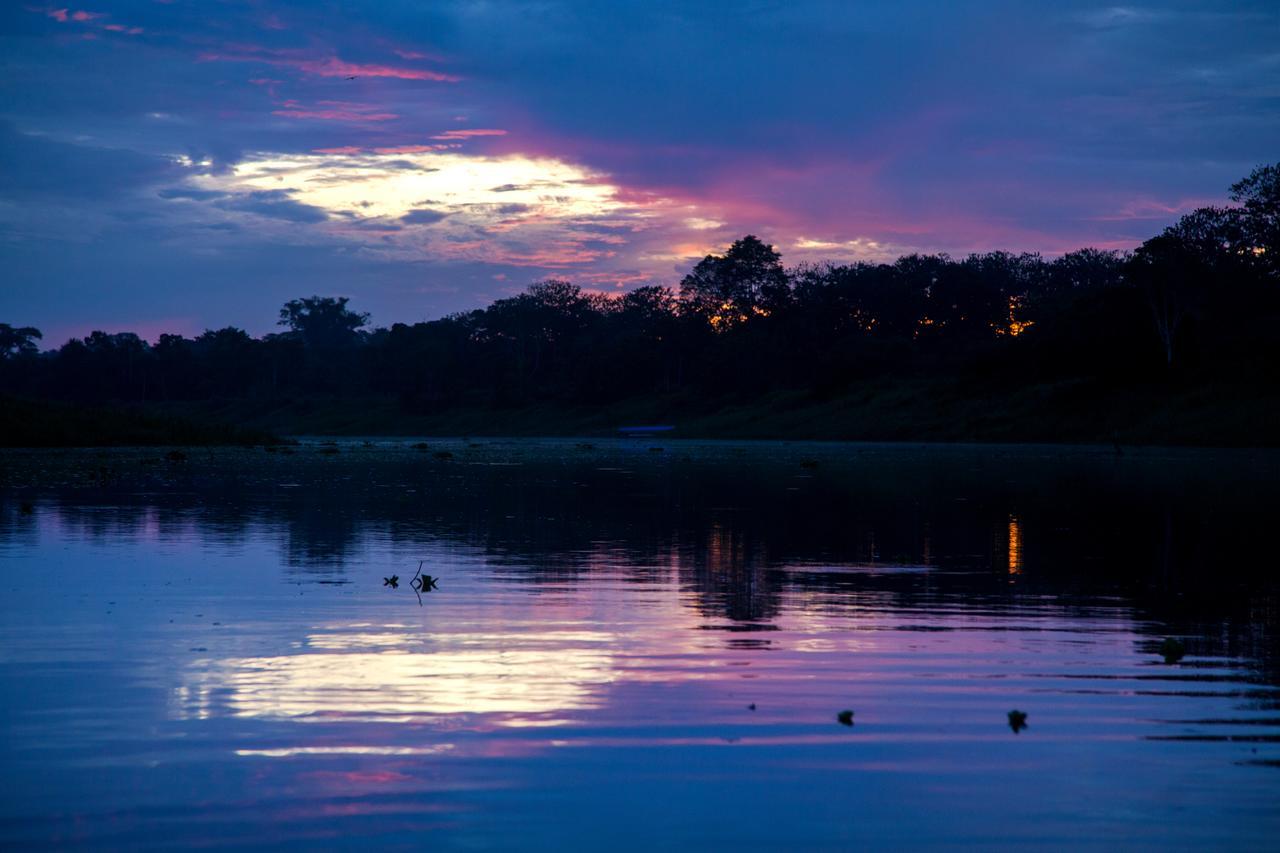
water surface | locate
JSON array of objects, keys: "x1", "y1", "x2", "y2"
[{"x1": 2, "y1": 440, "x2": 1278, "y2": 849}]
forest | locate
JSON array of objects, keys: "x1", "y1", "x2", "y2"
[{"x1": 2, "y1": 165, "x2": 1277, "y2": 445}]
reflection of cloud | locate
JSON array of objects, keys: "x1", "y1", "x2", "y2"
[{"x1": 174, "y1": 627, "x2": 617, "y2": 722}]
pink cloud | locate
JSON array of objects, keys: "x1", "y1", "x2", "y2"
[
  {"x1": 314, "y1": 146, "x2": 364, "y2": 155},
  {"x1": 273, "y1": 98, "x2": 398, "y2": 121},
  {"x1": 103, "y1": 23, "x2": 143, "y2": 34},
  {"x1": 393, "y1": 48, "x2": 445, "y2": 62},
  {"x1": 44, "y1": 8, "x2": 105, "y2": 22},
  {"x1": 430, "y1": 128, "x2": 507, "y2": 140},
  {"x1": 372, "y1": 144, "x2": 457, "y2": 153},
  {"x1": 1088, "y1": 197, "x2": 1217, "y2": 222},
  {"x1": 274, "y1": 108, "x2": 398, "y2": 122},
  {"x1": 199, "y1": 48, "x2": 460, "y2": 83}
]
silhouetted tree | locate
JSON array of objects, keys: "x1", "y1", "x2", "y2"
[
  {"x1": 0, "y1": 324, "x2": 41, "y2": 359},
  {"x1": 278, "y1": 296, "x2": 370, "y2": 350},
  {"x1": 1230, "y1": 164, "x2": 1280, "y2": 279},
  {"x1": 194, "y1": 327, "x2": 258, "y2": 397},
  {"x1": 1128, "y1": 206, "x2": 1247, "y2": 367},
  {"x1": 5, "y1": 163, "x2": 1276, "y2": 437},
  {"x1": 680, "y1": 235, "x2": 790, "y2": 330}
]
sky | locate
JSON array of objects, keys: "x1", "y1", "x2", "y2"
[{"x1": 1, "y1": 1, "x2": 1278, "y2": 345}]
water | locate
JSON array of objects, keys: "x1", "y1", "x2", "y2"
[{"x1": 1, "y1": 440, "x2": 1278, "y2": 850}]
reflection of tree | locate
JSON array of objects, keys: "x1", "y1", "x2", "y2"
[
  {"x1": 679, "y1": 521, "x2": 781, "y2": 626},
  {"x1": 281, "y1": 504, "x2": 363, "y2": 572},
  {"x1": 12, "y1": 445, "x2": 1279, "y2": 686}
]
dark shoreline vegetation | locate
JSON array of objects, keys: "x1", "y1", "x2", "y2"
[
  {"x1": 3, "y1": 165, "x2": 1277, "y2": 448},
  {"x1": 0, "y1": 396, "x2": 283, "y2": 448}
]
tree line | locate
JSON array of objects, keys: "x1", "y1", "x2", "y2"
[{"x1": 2, "y1": 164, "x2": 1277, "y2": 413}]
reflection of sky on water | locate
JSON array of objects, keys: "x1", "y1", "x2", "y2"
[
  {"x1": 2, "y1": 442, "x2": 1280, "y2": 848},
  {"x1": 175, "y1": 632, "x2": 618, "y2": 722}
]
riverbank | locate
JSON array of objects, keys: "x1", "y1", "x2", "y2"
[
  {"x1": 5, "y1": 369, "x2": 1276, "y2": 448},
  {"x1": 146, "y1": 374, "x2": 1278, "y2": 448},
  {"x1": 0, "y1": 396, "x2": 283, "y2": 447}
]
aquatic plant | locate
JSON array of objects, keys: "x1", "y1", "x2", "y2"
[
  {"x1": 1160, "y1": 637, "x2": 1186, "y2": 664},
  {"x1": 410, "y1": 561, "x2": 440, "y2": 604},
  {"x1": 1008, "y1": 710, "x2": 1028, "y2": 733}
]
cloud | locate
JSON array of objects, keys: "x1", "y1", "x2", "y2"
[
  {"x1": 198, "y1": 48, "x2": 459, "y2": 82},
  {"x1": 430, "y1": 128, "x2": 508, "y2": 140},
  {"x1": 4, "y1": 0, "x2": 1279, "y2": 340},
  {"x1": 0, "y1": 122, "x2": 187, "y2": 200},
  {"x1": 213, "y1": 189, "x2": 329, "y2": 223},
  {"x1": 275, "y1": 99, "x2": 399, "y2": 121},
  {"x1": 400, "y1": 209, "x2": 447, "y2": 225},
  {"x1": 158, "y1": 187, "x2": 226, "y2": 201}
]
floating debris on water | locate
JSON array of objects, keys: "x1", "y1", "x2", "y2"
[
  {"x1": 1008, "y1": 710, "x2": 1028, "y2": 733},
  {"x1": 837, "y1": 709, "x2": 854, "y2": 726},
  {"x1": 1160, "y1": 637, "x2": 1186, "y2": 664}
]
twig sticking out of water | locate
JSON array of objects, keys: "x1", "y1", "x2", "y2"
[{"x1": 410, "y1": 561, "x2": 439, "y2": 604}]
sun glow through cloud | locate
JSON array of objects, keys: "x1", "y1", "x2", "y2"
[
  {"x1": 203, "y1": 150, "x2": 620, "y2": 221},
  {"x1": 177, "y1": 148, "x2": 720, "y2": 272}
]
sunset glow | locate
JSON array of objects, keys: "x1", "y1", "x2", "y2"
[{"x1": 4, "y1": 1, "x2": 1275, "y2": 340}]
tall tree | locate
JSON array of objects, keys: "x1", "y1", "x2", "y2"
[
  {"x1": 1230, "y1": 163, "x2": 1280, "y2": 279},
  {"x1": 680, "y1": 236, "x2": 790, "y2": 330},
  {"x1": 278, "y1": 296, "x2": 370, "y2": 350},
  {"x1": 0, "y1": 324, "x2": 42, "y2": 359}
]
